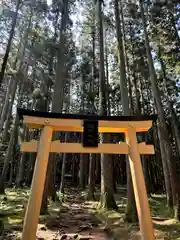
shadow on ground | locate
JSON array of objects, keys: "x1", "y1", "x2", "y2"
[
  {"x1": 0, "y1": 187, "x2": 180, "y2": 239},
  {"x1": 89, "y1": 188, "x2": 179, "y2": 239},
  {"x1": 0, "y1": 188, "x2": 112, "y2": 239}
]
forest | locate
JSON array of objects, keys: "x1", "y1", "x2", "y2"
[{"x1": 0, "y1": 0, "x2": 180, "y2": 239}]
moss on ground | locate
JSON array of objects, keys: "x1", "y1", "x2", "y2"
[
  {"x1": 0, "y1": 188, "x2": 180, "y2": 239},
  {"x1": 86, "y1": 190, "x2": 180, "y2": 239},
  {"x1": 0, "y1": 188, "x2": 61, "y2": 239}
]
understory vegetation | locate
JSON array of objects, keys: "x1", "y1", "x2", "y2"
[{"x1": 1, "y1": 188, "x2": 180, "y2": 239}]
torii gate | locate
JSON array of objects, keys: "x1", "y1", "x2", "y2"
[{"x1": 17, "y1": 108, "x2": 156, "y2": 240}]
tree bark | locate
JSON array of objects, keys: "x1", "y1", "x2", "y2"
[
  {"x1": 41, "y1": 0, "x2": 69, "y2": 212},
  {"x1": 96, "y1": 0, "x2": 117, "y2": 209},
  {"x1": 59, "y1": 134, "x2": 68, "y2": 195},
  {"x1": 0, "y1": 112, "x2": 19, "y2": 193},
  {"x1": 0, "y1": 74, "x2": 25, "y2": 193},
  {"x1": 140, "y1": 0, "x2": 176, "y2": 209},
  {"x1": 1, "y1": 80, "x2": 18, "y2": 142},
  {"x1": 87, "y1": 154, "x2": 96, "y2": 200},
  {"x1": 26, "y1": 152, "x2": 36, "y2": 186},
  {"x1": 114, "y1": 0, "x2": 137, "y2": 221},
  {"x1": 100, "y1": 135, "x2": 117, "y2": 209},
  {"x1": 0, "y1": 79, "x2": 11, "y2": 134},
  {"x1": 2, "y1": 11, "x2": 32, "y2": 143},
  {"x1": 16, "y1": 125, "x2": 29, "y2": 187},
  {"x1": 0, "y1": 0, "x2": 21, "y2": 85}
]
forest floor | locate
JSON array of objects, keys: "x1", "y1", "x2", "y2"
[{"x1": 0, "y1": 187, "x2": 180, "y2": 239}]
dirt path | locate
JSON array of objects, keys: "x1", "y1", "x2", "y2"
[
  {"x1": 36, "y1": 189, "x2": 112, "y2": 240},
  {"x1": 2, "y1": 188, "x2": 174, "y2": 239}
]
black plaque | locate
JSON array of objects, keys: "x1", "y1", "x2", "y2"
[{"x1": 83, "y1": 120, "x2": 98, "y2": 147}]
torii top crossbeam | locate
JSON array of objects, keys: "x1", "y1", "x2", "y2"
[{"x1": 17, "y1": 108, "x2": 156, "y2": 132}]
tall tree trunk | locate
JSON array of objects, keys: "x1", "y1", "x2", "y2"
[
  {"x1": 140, "y1": 0, "x2": 176, "y2": 210},
  {"x1": 95, "y1": 154, "x2": 101, "y2": 184},
  {"x1": 86, "y1": 13, "x2": 97, "y2": 200},
  {"x1": 168, "y1": 103, "x2": 180, "y2": 219},
  {"x1": 59, "y1": 73, "x2": 71, "y2": 195},
  {"x1": 158, "y1": 46, "x2": 180, "y2": 218},
  {"x1": 158, "y1": 45, "x2": 180, "y2": 156},
  {"x1": 114, "y1": 0, "x2": 137, "y2": 221},
  {"x1": 87, "y1": 154, "x2": 96, "y2": 200},
  {"x1": 79, "y1": 65, "x2": 86, "y2": 189},
  {"x1": 1, "y1": 80, "x2": 18, "y2": 141},
  {"x1": 169, "y1": 103, "x2": 180, "y2": 158},
  {"x1": 96, "y1": 0, "x2": 117, "y2": 209},
  {"x1": 120, "y1": 0, "x2": 133, "y2": 113},
  {"x1": 0, "y1": 112, "x2": 19, "y2": 193},
  {"x1": 72, "y1": 155, "x2": 78, "y2": 186},
  {"x1": 0, "y1": 79, "x2": 11, "y2": 134},
  {"x1": 16, "y1": 126, "x2": 29, "y2": 187},
  {"x1": 59, "y1": 153, "x2": 66, "y2": 195},
  {"x1": 79, "y1": 154, "x2": 89, "y2": 189},
  {"x1": 0, "y1": 75, "x2": 25, "y2": 193},
  {"x1": 0, "y1": 0, "x2": 21, "y2": 85},
  {"x1": 26, "y1": 152, "x2": 36, "y2": 186},
  {"x1": 79, "y1": 154, "x2": 85, "y2": 189},
  {"x1": 104, "y1": 29, "x2": 110, "y2": 115},
  {"x1": 2, "y1": 11, "x2": 32, "y2": 143},
  {"x1": 0, "y1": 36, "x2": 32, "y2": 190},
  {"x1": 41, "y1": 0, "x2": 69, "y2": 213},
  {"x1": 8, "y1": 119, "x2": 19, "y2": 187}
]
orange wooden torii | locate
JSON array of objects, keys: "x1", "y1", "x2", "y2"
[{"x1": 18, "y1": 108, "x2": 156, "y2": 240}]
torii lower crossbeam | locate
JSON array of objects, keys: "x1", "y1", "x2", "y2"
[{"x1": 18, "y1": 109, "x2": 156, "y2": 240}]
